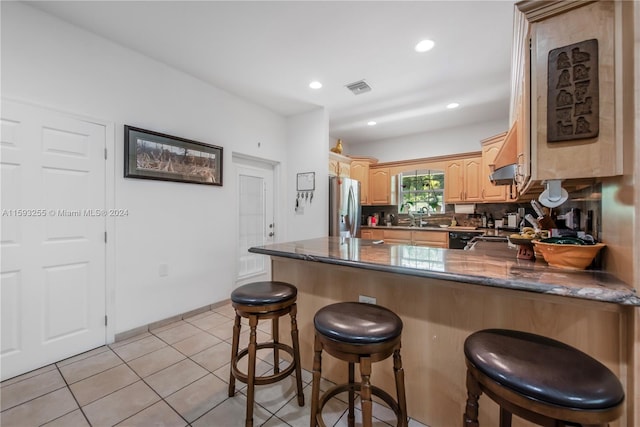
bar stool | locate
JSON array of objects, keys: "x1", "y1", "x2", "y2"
[
  {"x1": 229, "y1": 281, "x2": 305, "y2": 427},
  {"x1": 310, "y1": 302, "x2": 408, "y2": 427},
  {"x1": 463, "y1": 329, "x2": 625, "y2": 427}
]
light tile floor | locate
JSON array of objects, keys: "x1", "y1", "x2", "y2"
[{"x1": 1, "y1": 302, "x2": 428, "y2": 427}]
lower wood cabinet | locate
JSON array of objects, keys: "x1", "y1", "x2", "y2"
[
  {"x1": 411, "y1": 230, "x2": 448, "y2": 248},
  {"x1": 360, "y1": 229, "x2": 383, "y2": 240},
  {"x1": 360, "y1": 228, "x2": 448, "y2": 248},
  {"x1": 382, "y1": 229, "x2": 411, "y2": 245}
]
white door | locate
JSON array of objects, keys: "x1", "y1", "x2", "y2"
[
  {"x1": 1, "y1": 101, "x2": 107, "y2": 380},
  {"x1": 236, "y1": 162, "x2": 275, "y2": 284}
]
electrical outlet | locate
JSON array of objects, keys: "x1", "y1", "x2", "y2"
[{"x1": 359, "y1": 295, "x2": 376, "y2": 304}]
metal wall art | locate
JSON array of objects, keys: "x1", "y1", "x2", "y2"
[{"x1": 547, "y1": 38, "x2": 599, "y2": 142}]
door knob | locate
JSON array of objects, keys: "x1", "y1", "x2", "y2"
[{"x1": 269, "y1": 232, "x2": 274, "y2": 237}]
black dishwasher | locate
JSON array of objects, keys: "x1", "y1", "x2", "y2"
[{"x1": 448, "y1": 231, "x2": 484, "y2": 249}]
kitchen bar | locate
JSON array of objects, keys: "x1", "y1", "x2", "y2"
[{"x1": 250, "y1": 237, "x2": 638, "y2": 426}]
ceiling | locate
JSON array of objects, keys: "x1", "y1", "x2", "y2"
[{"x1": 28, "y1": 1, "x2": 516, "y2": 146}]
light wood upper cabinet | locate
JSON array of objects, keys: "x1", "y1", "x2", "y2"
[
  {"x1": 349, "y1": 157, "x2": 377, "y2": 205},
  {"x1": 445, "y1": 155, "x2": 482, "y2": 203},
  {"x1": 514, "y1": 0, "x2": 630, "y2": 189},
  {"x1": 445, "y1": 161, "x2": 463, "y2": 203},
  {"x1": 369, "y1": 167, "x2": 392, "y2": 205},
  {"x1": 329, "y1": 152, "x2": 351, "y2": 177},
  {"x1": 464, "y1": 157, "x2": 482, "y2": 201}
]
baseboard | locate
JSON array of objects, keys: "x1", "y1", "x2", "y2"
[{"x1": 114, "y1": 298, "x2": 231, "y2": 342}]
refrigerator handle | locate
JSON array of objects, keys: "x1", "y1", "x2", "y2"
[{"x1": 348, "y1": 186, "x2": 356, "y2": 237}]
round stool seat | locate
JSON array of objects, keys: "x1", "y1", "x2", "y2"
[
  {"x1": 314, "y1": 302, "x2": 403, "y2": 345},
  {"x1": 231, "y1": 281, "x2": 297, "y2": 306},
  {"x1": 465, "y1": 329, "x2": 625, "y2": 410}
]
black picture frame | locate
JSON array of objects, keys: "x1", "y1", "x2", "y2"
[{"x1": 124, "y1": 125, "x2": 223, "y2": 186}]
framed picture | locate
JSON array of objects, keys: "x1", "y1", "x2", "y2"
[
  {"x1": 296, "y1": 172, "x2": 315, "y2": 191},
  {"x1": 124, "y1": 125, "x2": 222, "y2": 186}
]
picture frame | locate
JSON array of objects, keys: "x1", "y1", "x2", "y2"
[
  {"x1": 124, "y1": 125, "x2": 222, "y2": 186},
  {"x1": 296, "y1": 172, "x2": 315, "y2": 191}
]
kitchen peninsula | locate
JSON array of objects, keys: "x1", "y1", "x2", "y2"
[{"x1": 250, "y1": 237, "x2": 638, "y2": 426}]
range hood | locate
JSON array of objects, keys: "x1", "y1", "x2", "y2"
[
  {"x1": 489, "y1": 164, "x2": 517, "y2": 186},
  {"x1": 488, "y1": 120, "x2": 518, "y2": 186}
]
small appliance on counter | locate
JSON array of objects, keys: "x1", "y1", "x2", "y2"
[
  {"x1": 557, "y1": 208, "x2": 581, "y2": 230},
  {"x1": 506, "y1": 213, "x2": 520, "y2": 229}
]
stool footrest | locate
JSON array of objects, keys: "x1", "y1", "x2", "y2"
[
  {"x1": 231, "y1": 342, "x2": 296, "y2": 386},
  {"x1": 316, "y1": 382, "x2": 402, "y2": 427}
]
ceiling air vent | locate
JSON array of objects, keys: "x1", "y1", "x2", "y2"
[{"x1": 345, "y1": 80, "x2": 372, "y2": 95}]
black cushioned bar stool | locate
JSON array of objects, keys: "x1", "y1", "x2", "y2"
[
  {"x1": 229, "y1": 281, "x2": 304, "y2": 427},
  {"x1": 463, "y1": 329, "x2": 625, "y2": 427},
  {"x1": 310, "y1": 302, "x2": 408, "y2": 427}
]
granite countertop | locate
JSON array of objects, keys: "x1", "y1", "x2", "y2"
[{"x1": 249, "y1": 236, "x2": 640, "y2": 306}]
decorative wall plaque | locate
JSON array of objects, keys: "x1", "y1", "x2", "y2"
[{"x1": 547, "y1": 39, "x2": 599, "y2": 142}]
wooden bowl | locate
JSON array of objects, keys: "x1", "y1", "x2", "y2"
[{"x1": 532, "y1": 241, "x2": 605, "y2": 270}]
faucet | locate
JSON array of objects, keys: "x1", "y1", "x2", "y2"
[
  {"x1": 402, "y1": 203, "x2": 416, "y2": 227},
  {"x1": 408, "y1": 211, "x2": 416, "y2": 227}
]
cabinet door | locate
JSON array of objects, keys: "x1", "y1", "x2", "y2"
[
  {"x1": 339, "y1": 161, "x2": 351, "y2": 178},
  {"x1": 530, "y1": 1, "x2": 620, "y2": 180},
  {"x1": 444, "y1": 160, "x2": 464, "y2": 203},
  {"x1": 329, "y1": 154, "x2": 351, "y2": 177},
  {"x1": 360, "y1": 229, "x2": 373, "y2": 239},
  {"x1": 369, "y1": 168, "x2": 390, "y2": 205},
  {"x1": 328, "y1": 158, "x2": 338, "y2": 176},
  {"x1": 481, "y1": 142, "x2": 508, "y2": 201},
  {"x1": 383, "y1": 229, "x2": 411, "y2": 245},
  {"x1": 360, "y1": 229, "x2": 386, "y2": 240},
  {"x1": 463, "y1": 158, "x2": 483, "y2": 202},
  {"x1": 412, "y1": 231, "x2": 448, "y2": 248},
  {"x1": 350, "y1": 161, "x2": 370, "y2": 205}
]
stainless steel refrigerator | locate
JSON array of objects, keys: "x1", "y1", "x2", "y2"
[{"x1": 329, "y1": 176, "x2": 361, "y2": 238}]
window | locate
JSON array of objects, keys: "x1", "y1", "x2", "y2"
[{"x1": 399, "y1": 170, "x2": 445, "y2": 214}]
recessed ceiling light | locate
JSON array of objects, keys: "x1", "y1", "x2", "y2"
[
  {"x1": 367, "y1": 121, "x2": 377, "y2": 126},
  {"x1": 309, "y1": 81, "x2": 322, "y2": 89},
  {"x1": 415, "y1": 39, "x2": 435, "y2": 53},
  {"x1": 446, "y1": 102, "x2": 460, "y2": 109}
]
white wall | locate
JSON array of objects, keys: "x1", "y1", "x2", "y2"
[
  {"x1": 344, "y1": 119, "x2": 508, "y2": 162},
  {"x1": 286, "y1": 108, "x2": 330, "y2": 240},
  {"x1": 1, "y1": 2, "x2": 324, "y2": 335}
]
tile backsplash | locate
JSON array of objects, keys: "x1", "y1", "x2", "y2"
[{"x1": 361, "y1": 182, "x2": 602, "y2": 237}]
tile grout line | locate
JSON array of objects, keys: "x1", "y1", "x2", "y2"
[
  {"x1": 2, "y1": 304, "x2": 429, "y2": 427},
  {"x1": 107, "y1": 343, "x2": 191, "y2": 427},
  {"x1": 51, "y1": 363, "x2": 93, "y2": 426}
]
